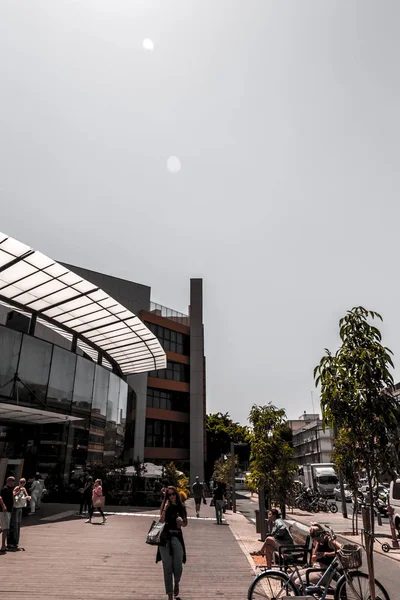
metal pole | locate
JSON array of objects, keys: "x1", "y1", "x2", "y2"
[{"x1": 231, "y1": 441, "x2": 236, "y2": 513}]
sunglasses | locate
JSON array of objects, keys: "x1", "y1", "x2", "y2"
[{"x1": 168, "y1": 492, "x2": 176, "y2": 497}]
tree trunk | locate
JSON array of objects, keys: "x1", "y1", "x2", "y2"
[{"x1": 362, "y1": 506, "x2": 376, "y2": 600}]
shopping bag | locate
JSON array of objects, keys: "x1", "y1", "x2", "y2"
[
  {"x1": 93, "y1": 495, "x2": 105, "y2": 508},
  {"x1": 146, "y1": 520, "x2": 166, "y2": 545}
]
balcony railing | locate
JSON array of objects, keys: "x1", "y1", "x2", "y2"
[{"x1": 149, "y1": 302, "x2": 190, "y2": 326}]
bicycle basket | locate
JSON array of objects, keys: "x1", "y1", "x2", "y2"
[{"x1": 338, "y1": 544, "x2": 362, "y2": 569}]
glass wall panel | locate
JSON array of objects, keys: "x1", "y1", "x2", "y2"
[
  {"x1": 47, "y1": 346, "x2": 76, "y2": 413},
  {"x1": 89, "y1": 365, "x2": 109, "y2": 463},
  {"x1": 0, "y1": 327, "x2": 22, "y2": 397},
  {"x1": 17, "y1": 335, "x2": 52, "y2": 406},
  {"x1": 72, "y1": 356, "x2": 95, "y2": 414}
]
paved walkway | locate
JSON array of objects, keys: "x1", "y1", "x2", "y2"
[{"x1": 0, "y1": 500, "x2": 254, "y2": 600}]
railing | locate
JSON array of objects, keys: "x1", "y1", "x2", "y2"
[{"x1": 149, "y1": 302, "x2": 190, "y2": 326}]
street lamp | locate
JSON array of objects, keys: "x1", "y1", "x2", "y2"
[{"x1": 230, "y1": 442, "x2": 248, "y2": 513}]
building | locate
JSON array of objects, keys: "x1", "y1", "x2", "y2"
[
  {"x1": 61, "y1": 264, "x2": 206, "y2": 482},
  {"x1": 290, "y1": 412, "x2": 335, "y2": 465}
]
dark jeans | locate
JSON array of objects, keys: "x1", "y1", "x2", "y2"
[
  {"x1": 8, "y1": 507, "x2": 22, "y2": 546},
  {"x1": 80, "y1": 496, "x2": 91, "y2": 514},
  {"x1": 89, "y1": 505, "x2": 104, "y2": 519}
]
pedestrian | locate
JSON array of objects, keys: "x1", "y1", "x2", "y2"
[
  {"x1": 86, "y1": 479, "x2": 106, "y2": 524},
  {"x1": 0, "y1": 476, "x2": 16, "y2": 551},
  {"x1": 9, "y1": 478, "x2": 30, "y2": 549},
  {"x1": 192, "y1": 475, "x2": 205, "y2": 518},
  {"x1": 157, "y1": 486, "x2": 188, "y2": 600},
  {"x1": 29, "y1": 473, "x2": 41, "y2": 515},
  {"x1": 213, "y1": 481, "x2": 225, "y2": 524},
  {"x1": 79, "y1": 476, "x2": 93, "y2": 516},
  {"x1": 250, "y1": 508, "x2": 293, "y2": 568}
]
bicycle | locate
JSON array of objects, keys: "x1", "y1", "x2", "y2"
[{"x1": 247, "y1": 525, "x2": 389, "y2": 599}]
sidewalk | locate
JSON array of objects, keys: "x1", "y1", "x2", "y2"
[{"x1": 0, "y1": 499, "x2": 254, "y2": 600}]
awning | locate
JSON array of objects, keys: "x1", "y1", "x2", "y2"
[
  {"x1": 0, "y1": 233, "x2": 166, "y2": 375},
  {"x1": 0, "y1": 402, "x2": 83, "y2": 425}
]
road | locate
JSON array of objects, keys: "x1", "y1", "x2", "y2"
[{"x1": 235, "y1": 493, "x2": 399, "y2": 599}]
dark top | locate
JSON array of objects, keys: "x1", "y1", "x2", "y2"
[
  {"x1": 156, "y1": 502, "x2": 187, "y2": 564},
  {"x1": 270, "y1": 518, "x2": 293, "y2": 544},
  {"x1": 1, "y1": 486, "x2": 14, "y2": 512},
  {"x1": 316, "y1": 539, "x2": 335, "y2": 566},
  {"x1": 164, "y1": 502, "x2": 186, "y2": 533},
  {"x1": 213, "y1": 486, "x2": 225, "y2": 501},
  {"x1": 83, "y1": 483, "x2": 93, "y2": 499},
  {"x1": 192, "y1": 482, "x2": 204, "y2": 498}
]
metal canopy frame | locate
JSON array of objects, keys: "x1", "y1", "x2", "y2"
[{"x1": 0, "y1": 233, "x2": 166, "y2": 375}]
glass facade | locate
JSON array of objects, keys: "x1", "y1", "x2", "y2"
[
  {"x1": 147, "y1": 388, "x2": 190, "y2": 412},
  {"x1": 145, "y1": 322, "x2": 189, "y2": 355},
  {"x1": 145, "y1": 418, "x2": 189, "y2": 449},
  {"x1": 0, "y1": 324, "x2": 129, "y2": 486},
  {"x1": 149, "y1": 360, "x2": 189, "y2": 382}
]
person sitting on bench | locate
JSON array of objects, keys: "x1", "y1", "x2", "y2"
[
  {"x1": 251, "y1": 509, "x2": 293, "y2": 568},
  {"x1": 294, "y1": 523, "x2": 342, "y2": 587}
]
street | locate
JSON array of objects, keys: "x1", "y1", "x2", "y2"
[{"x1": 235, "y1": 493, "x2": 400, "y2": 599}]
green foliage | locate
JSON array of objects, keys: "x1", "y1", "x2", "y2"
[
  {"x1": 247, "y1": 404, "x2": 296, "y2": 508},
  {"x1": 165, "y1": 461, "x2": 180, "y2": 488},
  {"x1": 212, "y1": 453, "x2": 239, "y2": 485},
  {"x1": 314, "y1": 307, "x2": 400, "y2": 487},
  {"x1": 315, "y1": 306, "x2": 400, "y2": 593},
  {"x1": 205, "y1": 412, "x2": 248, "y2": 480}
]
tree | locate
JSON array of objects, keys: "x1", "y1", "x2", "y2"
[
  {"x1": 315, "y1": 306, "x2": 400, "y2": 600},
  {"x1": 164, "y1": 461, "x2": 190, "y2": 502},
  {"x1": 247, "y1": 404, "x2": 296, "y2": 517},
  {"x1": 331, "y1": 427, "x2": 362, "y2": 534},
  {"x1": 205, "y1": 412, "x2": 248, "y2": 481}
]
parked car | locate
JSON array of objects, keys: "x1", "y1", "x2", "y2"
[{"x1": 333, "y1": 483, "x2": 352, "y2": 502}]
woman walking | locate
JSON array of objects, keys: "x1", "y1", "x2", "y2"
[
  {"x1": 86, "y1": 479, "x2": 106, "y2": 524},
  {"x1": 9, "y1": 478, "x2": 30, "y2": 549},
  {"x1": 157, "y1": 486, "x2": 188, "y2": 600}
]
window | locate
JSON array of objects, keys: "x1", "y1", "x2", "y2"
[
  {"x1": 17, "y1": 335, "x2": 52, "y2": 406},
  {"x1": 0, "y1": 327, "x2": 22, "y2": 397},
  {"x1": 47, "y1": 346, "x2": 77, "y2": 412},
  {"x1": 145, "y1": 419, "x2": 189, "y2": 448},
  {"x1": 145, "y1": 322, "x2": 189, "y2": 355},
  {"x1": 147, "y1": 388, "x2": 190, "y2": 412},
  {"x1": 149, "y1": 361, "x2": 189, "y2": 382},
  {"x1": 72, "y1": 356, "x2": 95, "y2": 414}
]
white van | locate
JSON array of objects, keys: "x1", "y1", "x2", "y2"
[{"x1": 389, "y1": 479, "x2": 400, "y2": 534}]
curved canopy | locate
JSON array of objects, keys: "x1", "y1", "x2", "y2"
[{"x1": 0, "y1": 233, "x2": 166, "y2": 375}]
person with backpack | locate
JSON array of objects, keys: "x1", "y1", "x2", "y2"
[{"x1": 191, "y1": 476, "x2": 205, "y2": 518}]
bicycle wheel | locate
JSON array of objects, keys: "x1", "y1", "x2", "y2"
[
  {"x1": 248, "y1": 570, "x2": 298, "y2": 599},
  {"x1": 335, "y1": 571, "x2": 389, "y2": 600}
]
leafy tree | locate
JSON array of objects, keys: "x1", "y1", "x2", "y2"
[
  {"x1": 205, "y1": 412, "x2": 248, "y2": 481},
  {"x1": 315, "y1": 306, "x2": 400, "y2": 599},
  {"x1": 331, "y1": 427, "x2": 362, "y2": 533},
  {"x1": 164, "y1": 461, "x2": 190, "y2": 502},
  {"x1": 247, "y1": 404, "x2": 296, "y2": 516}
]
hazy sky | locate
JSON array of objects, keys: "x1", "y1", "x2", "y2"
[{"x1": 2, "y1": 1, "x2": 400, "y2": 425}]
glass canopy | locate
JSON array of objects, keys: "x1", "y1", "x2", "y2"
[{"x1": 0, "y1": 233, "x2": 166, "y2": 375}]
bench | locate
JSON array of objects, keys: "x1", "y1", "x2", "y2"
[
  {"x1": 275, "y1": 521, "x2": 336, "y2": 598},
  {"x1": 273, "y1": 521, "x2": 313, "y2": 570}
]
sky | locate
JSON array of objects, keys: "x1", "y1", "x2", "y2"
[{"x1": 1, "y1": 1, "x2": 400, "y2": 425}]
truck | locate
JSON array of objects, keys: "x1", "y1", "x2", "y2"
[{"x1": 298, "y1": 463, "x2": 339, "y2": 498}]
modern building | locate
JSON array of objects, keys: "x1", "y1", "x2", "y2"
[
  {"x1": 290, "y1": 412, "x2": 335, "y2": 465},
  {"x1": 61, "y1": 264, "x2": 206, "y2": 482},
  {"x1": 0, "y1": 232, "x2": 168, "y2": 489}
]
